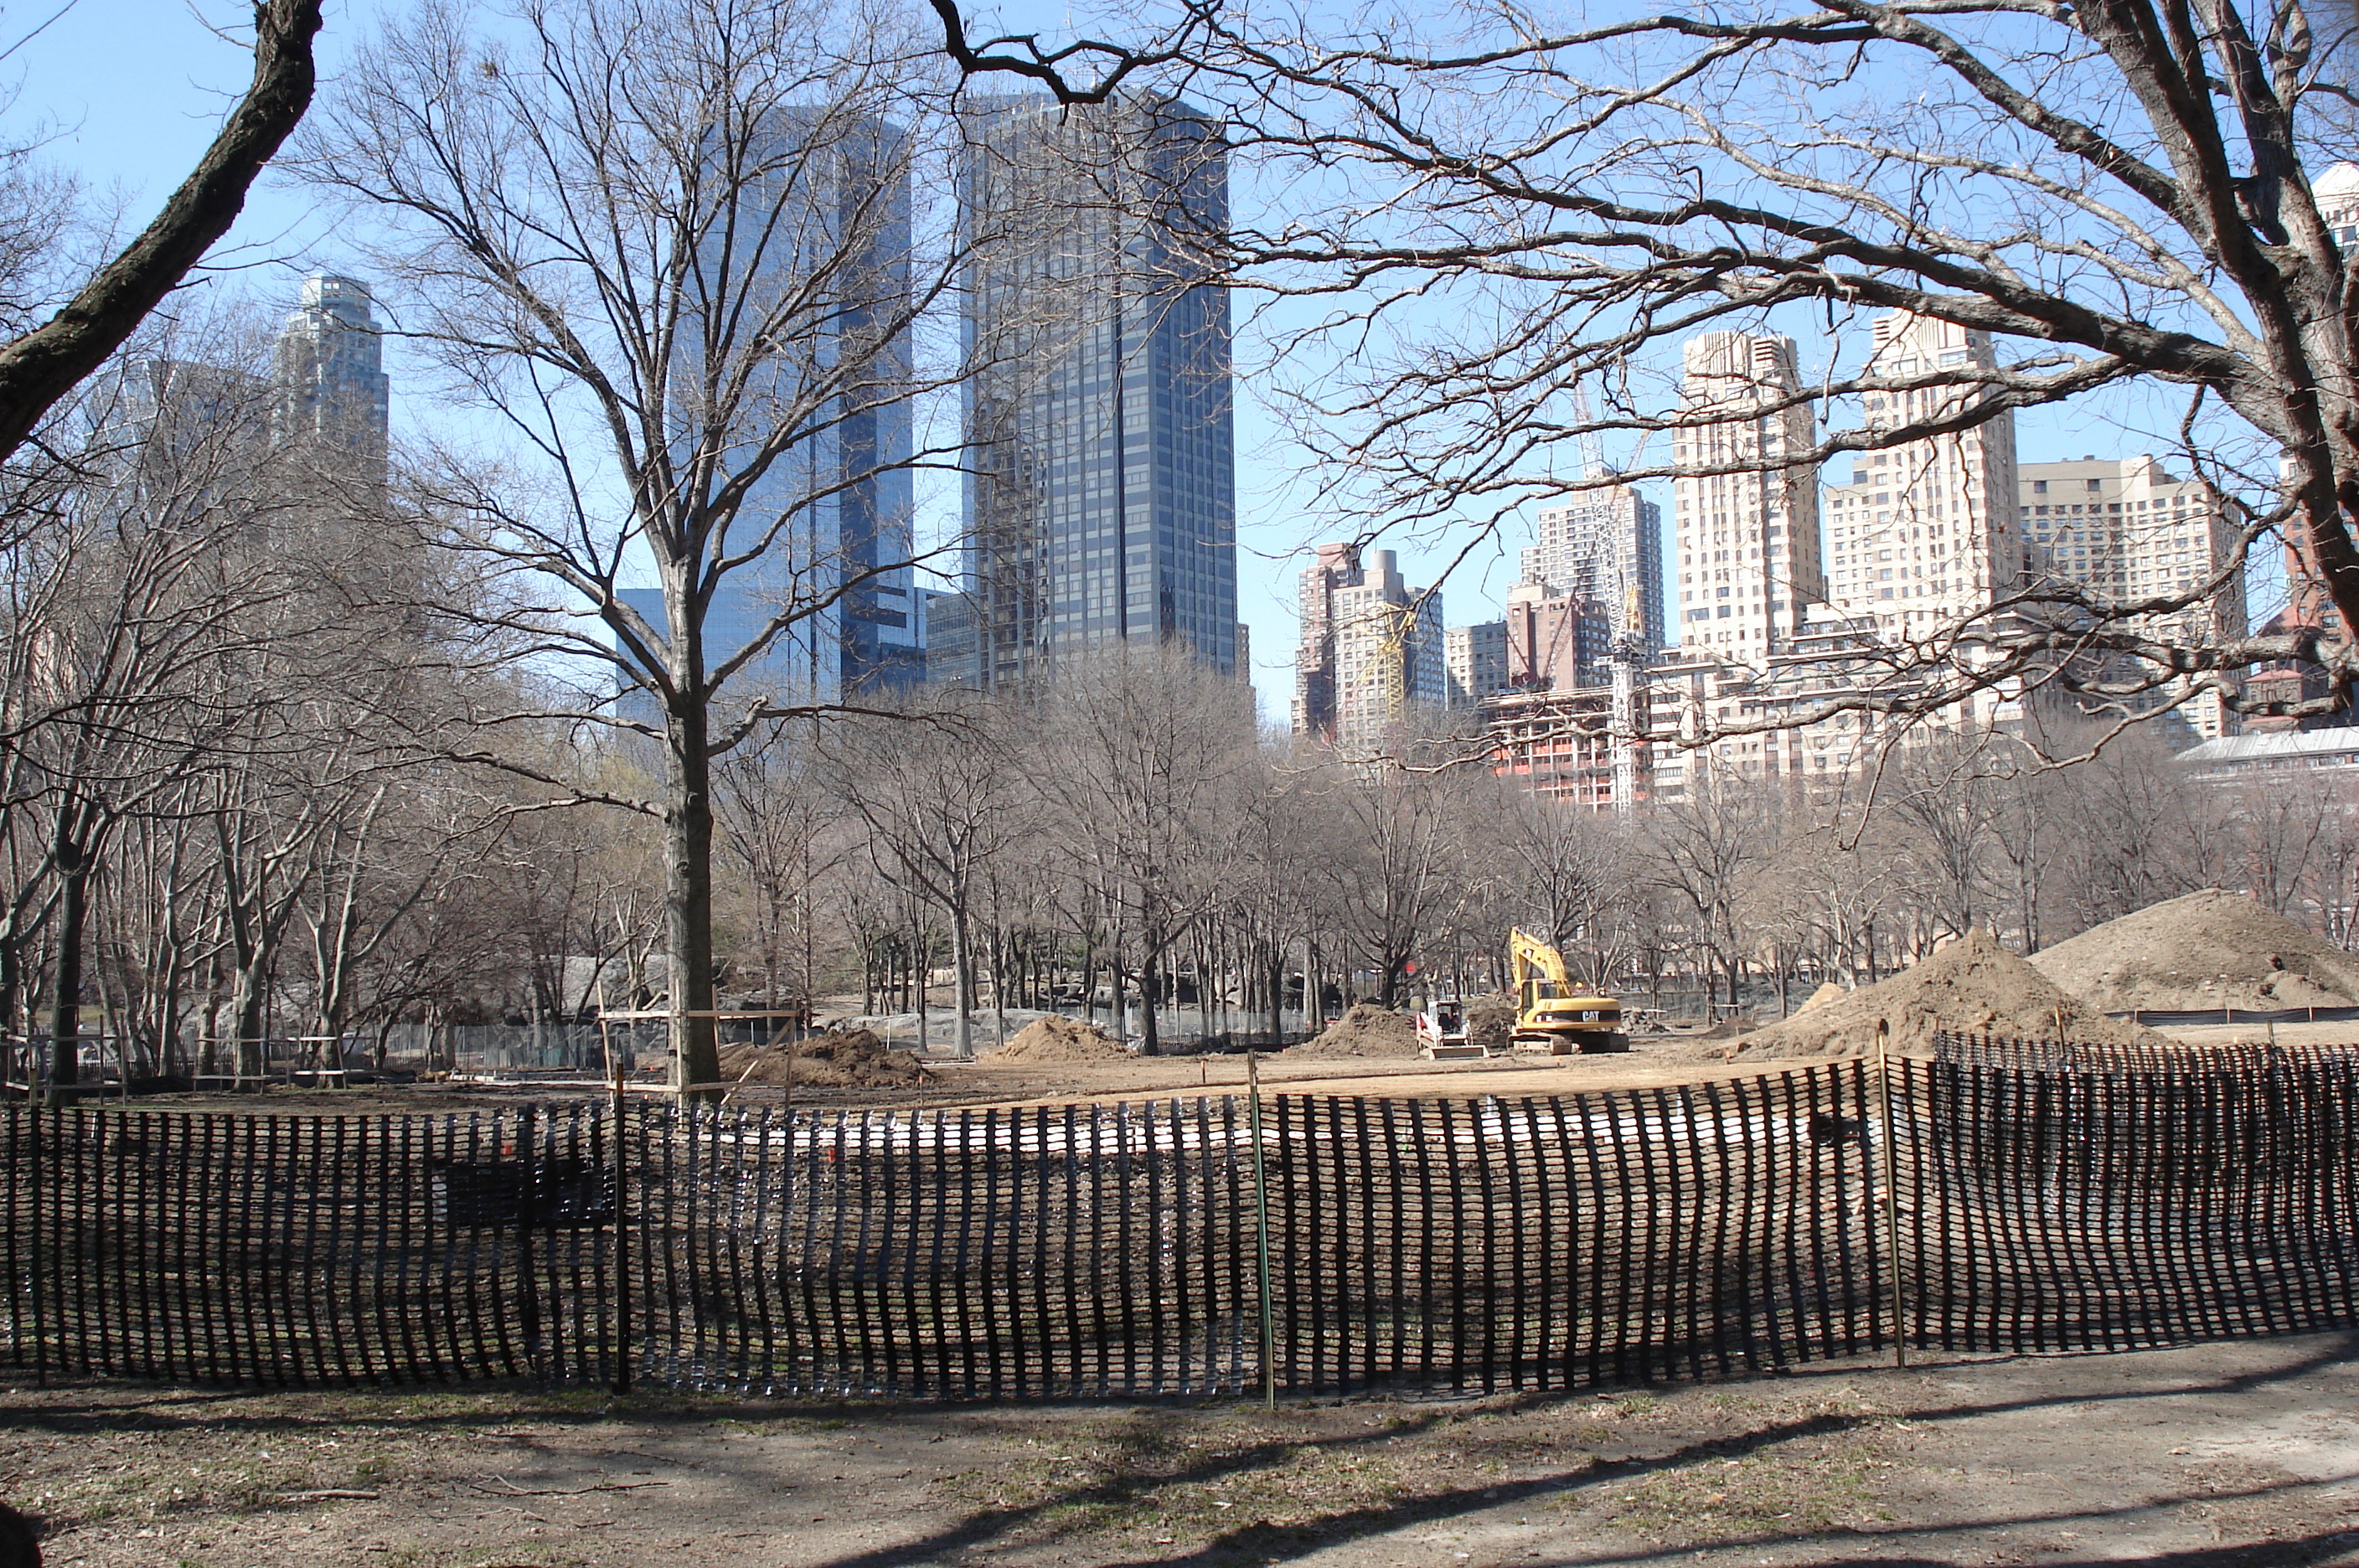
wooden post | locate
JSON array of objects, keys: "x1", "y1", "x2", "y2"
[
  {"x1": 28, "y1": 1099, "x2": 44, "y2": 1385},
  {"x1": 1247, "y1": 1050, "x2": 1274, "y2": 1410},
  {"x1": 1875, "y1": 1020, "x2": 1906, "y2": 1369},
  {"x1": 612, "y1": 1066, "x2": 631, "y2": 1395}
]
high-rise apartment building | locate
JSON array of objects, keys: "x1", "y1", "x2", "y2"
[
  {"x1": 1329, "y1": 549, "x2": 1443, "y2": 748},
  {"x1": 2320, "y1": 161, "x2": 2359, "y2": 246},
  {"x1": 1524, "y1": 485, "x2": 1665, "y2": 650},
  {"x1": 1820, "y1": 312, "x2": 2020, "y2": 637},
  {"x1": 1293, "y1": 541, "x2": 1365, "y2": 736},
  {"x1": 1443, "y1": 620, "x2": 1508, "y2": 708},
  {"x1": 274, "y1": 272, "x2": 390, "y2": 480},
  {"x1": 2019, "y1": 455, "x2": 2247, "y2": 738},
  {"x1": 937, "y1": 94, "x2": 1236, "y2": 692},
  {"x1": 1671, "y1": 333, "x2": 1825, "y2": 663}
]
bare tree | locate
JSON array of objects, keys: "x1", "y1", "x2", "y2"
[
  {"x1": 1306, "y1": 754, "x2": 1476, "y2": 1008},
  {"x1": 819, "y1": 694, "x2": 1024, "y2": 1055},
  {"x1": 1499, "y1": 786, "x2": 1642, "y2": 991},
  {"x1": 1036, "y1": 643, "x2": 1253, "y2": 1053},
  {"x1": 299, "y1": 0, "x2": 981, "y2": 1091},
  {"x1": 1642, "y1": 765, "x2": 1780, "y2": 1010}
]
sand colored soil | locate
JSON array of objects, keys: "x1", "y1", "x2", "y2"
[
  {"x1": 1284, "y1": 1003, "x2": 1424, "y2": 1059},
  {"x1": 1794, "y1": 981, "x2": 1846, "y2": 1014},
  {"x1": 2029, "y1": 888, "x2": 2359, "y2": 1014},
  {"x1": 1732, "y1": 930, "x2": 2171, "y2": 1060},
  {"x1": 715, "y1": 1027, "x2": 928, "y2": 1089},
  {"x1": 981, "y1": 1014, "x2": 1133, "y2": 1064}
]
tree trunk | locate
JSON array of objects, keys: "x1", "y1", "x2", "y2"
[
  {"x1": 949, "y1": 905, "x2": 974, "y2": 1058},
  {"x1": 231, "y1": 957, "x2": 269, "y2": 1084},
  {"x1": 46, "y1": 852, "x2": 90, "y2": 1105},
  {"x1": 664, "y1": 701, "x2": 721, "y2": 1097},
  {"x1": 1140, "y1": 944, "x2": 1162, "y2": 1056},
  {"x1": 1266, "y1": 948, "x2": 1283, "y2": 1045}
]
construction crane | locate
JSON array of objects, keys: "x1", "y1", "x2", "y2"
[{"x1": 1509, "y1": 927, "x2": 1629, "y2": 1054}]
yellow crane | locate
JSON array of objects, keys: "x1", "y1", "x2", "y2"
[{"x1": 1510, "y1": 927, "x2": 1629, "y2": 1054}]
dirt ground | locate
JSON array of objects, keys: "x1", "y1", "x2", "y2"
[
  {"x1": 55, "y1": 1014, "x2": 2359, "y2": 1119},
  {"x1": 13, "y1": 1332, "x2": 2359, "y2": 1566}
]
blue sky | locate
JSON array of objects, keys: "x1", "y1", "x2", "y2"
[
  {"x1": 4, "y1": 0, "x2": 1554, "y2": 725},
  {"x1": 8, "y1": 0, "x2": 2286, "y2": 725}
]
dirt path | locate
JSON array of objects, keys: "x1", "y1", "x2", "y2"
[{"x1": 13, "y1": 1332, "x2": 2359, "y2": 1567}]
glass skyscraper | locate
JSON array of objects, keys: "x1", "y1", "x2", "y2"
[
  {"x1": 622, "y1": 112, "x2": 922, "y2": 715},
  {"x1": 932, "y1": 94, "x2": 1236, "y2": 690}
]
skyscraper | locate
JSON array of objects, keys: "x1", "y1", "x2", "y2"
[
  {"x1": 720, "y1": 114, "x2": 921, "y2": 699},
  {"x1": 616, "y1": 114, "x2": 923, "y2": 711},
  {"x1": 274, "y1": 271, "x2": 390, "y2": 481},
  {"x1": 1524, "y1": 485, "x2": 1665, "y2": 651},
  {"x1": 937, "y1": 94, "x2": 1236, "y2": 692},
  {"x1": 1820, "y1": 312, "x2": 2020, "y2": 636},
  {"x1": 1671, "y1": 333, "x2": 1825, "y2": 663},
  {"x1": 1293, "y1": 541, "x2": 1365, "y2": 735}
]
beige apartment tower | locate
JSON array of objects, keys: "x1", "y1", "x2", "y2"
[
  {"x1": 2019, "y1": 456, "x2": 2247, "y2": 739},
  {"x1": 1820, "y1": 312, "x2": 2021, "y2": 637},
  {"x1": 1672, "y1": 333, "x2": 1825, "y2": 664}
]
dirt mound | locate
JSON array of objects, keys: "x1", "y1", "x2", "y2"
[
  {"x1": 982, "y1": 1014, "x2": 1132, "y2": 1064},
  {"x1": 1794, "y1": 982, "x2": 1845, "y2": 1015},
  {"x1": 1464, "y1": 993, "x2": 1520, "y2": 1049},
  {"x1": 715, "y1": 1028, "x2": 927, "y2": 1089},
  {"x1": 1732, "y1": 931, "x2": 2171, "y2": 1060},
  {"x1": 1284, "y1": 1003, "x2": 1423, "y2": 1059},
  {"x1": 2029, "y1": 890, "x2": 2359, "y2": 1014}
]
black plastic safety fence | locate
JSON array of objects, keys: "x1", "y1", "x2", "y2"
[
  {"x1": 3, "y1": 1064, "x2": 1890, "y2": 1395},
  {"x1": 0, "y1": 1101, "x2": 618, "y2": 1386},
  {"x1": 1897, "y1": 1049, "x2": 2359, "y2": 1353},
  {"x1": 18, "y1": 1051, "x2": 2359, "y2": 1394},
  {"x1": 2113, "y1": 1005, "x2": 2359, "y2": 1027},
  {"x1": 1933, "y1": 1030, "x2": 2359, "y2": 1073}
]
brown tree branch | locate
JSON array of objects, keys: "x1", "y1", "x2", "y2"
[{"x1": 0, "y1": 0, "x2": 323, "y2": 463}]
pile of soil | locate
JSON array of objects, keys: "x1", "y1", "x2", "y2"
[
  {"x1": 1464, "y1": 993, "x2": 1520, "y2": 1049},
  {"x1": 1284, "y1": 1003, "x2": 1423, "y2": 1060},
  {"x1": 1793, "y1": 982, "x2": 1846, "y2": 1015},
  {"x1": 1732, "y1": 930, "x2": 2170, "y2": 1060},
  {"x1": 2028, "y1": 889, "x2": 2359, "y2": 1014},
  {"x1": 715, "y1": 1028, "x2": 928, "y2": 1089},
  {"x1": 981, "y1": 1014, "x2": 1132, "y2": 1064}
]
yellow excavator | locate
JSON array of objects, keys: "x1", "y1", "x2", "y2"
[{"x1": 1510, "y1": 927, "x2": 1629, "y2": 1054}]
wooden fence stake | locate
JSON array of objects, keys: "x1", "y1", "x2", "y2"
[
  {"x1": 612, "y1": 1069, "x2": 632, "y2": 1396},
  {"x1": 29, "y1": 1101, "x2": 44, "y2": 1385},
  {"x1": 1875, "y1": 1021, "x2": 1906, "y2": 1369},
  {"x1": 1248, "y1": 1050, "x2": 1274, "y2": 1410}
]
